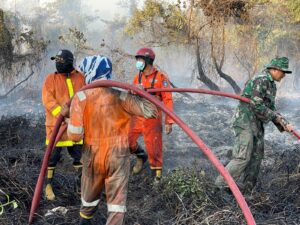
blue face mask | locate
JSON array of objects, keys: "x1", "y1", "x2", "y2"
[{"x1": 136, "y1": 61, "x2": 145, "y2": 71}]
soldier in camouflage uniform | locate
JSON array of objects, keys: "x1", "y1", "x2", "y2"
[{"x1": 215, "y1": 57, "x2": 293, "y2": 193}]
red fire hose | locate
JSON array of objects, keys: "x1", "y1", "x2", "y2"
[
  {"x1": 148, "y1": 88, "x2": 300, "y2": 140},
  {"x1": 29, "y1": 81, "x2": 256, "y2": 225},
  {"x1": 148, "y1": 88, "x2": 251, "y2": 103},
  {"x1": 28, "y1": 122, "x2": 67, "y2": 224},
  {"x1": 291, "y1": 130, "x2": 300, "y2": 140}
]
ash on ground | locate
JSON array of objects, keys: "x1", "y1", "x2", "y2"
[{"x1": 0, "y1": 94, "x2": 299, "y2": 224}]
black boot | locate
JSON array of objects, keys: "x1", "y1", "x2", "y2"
[
  {"x1": 73, "y1": 163, "x2": 82, "y2": 194},
  {"x1": 79, "y1": 217, "x2": 92, "y2": 225},
  {"x1": 132, "y1": 146, "x2": 148, "y2": 174}
]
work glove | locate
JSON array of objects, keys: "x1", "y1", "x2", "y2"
[
  {"x1": 165, "y1": 124, "x2": 172, "y2": 135},
  {"x1": 274, "y1": 113, "x2": 293, "y2": 132}
]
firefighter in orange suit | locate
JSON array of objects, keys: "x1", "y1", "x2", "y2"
[
  {"x1": 42, "y1": 49, "x2": 85, "y2": 201},
  {"x1": 67, "y1": 55, "x2": 158, "y2": 225},
  {"x1": 129, "y1": 48, "x2": 174, "y2": 181}
]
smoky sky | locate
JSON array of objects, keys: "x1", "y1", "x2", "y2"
[{"x1": 0, "y1": 0, "x2": 128, "y2": 19}]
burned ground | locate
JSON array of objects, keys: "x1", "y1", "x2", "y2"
[{"x1": 0, "y1": 94, "x2": 299, "y2": 225}]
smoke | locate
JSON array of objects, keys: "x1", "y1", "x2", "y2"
[
  {"x1": 0, "y1": 0, "x2": 128, "y2": 93},
  {"x1": 0, "y1": 0, "x2": 299, "y2": 117}
]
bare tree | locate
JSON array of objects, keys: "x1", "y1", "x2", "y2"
[
  {"x1": 196, "y1": 38, "x2": 220, "y2": 90},
  {"x1": 211, "y1": 22, "x2": 241, "y2": 93}
]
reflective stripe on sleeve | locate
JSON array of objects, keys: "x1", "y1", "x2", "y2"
[
  {"x1": 51, "y1": 106, "x2": 61, "y2": 117},
  {"x1": 107, "y1": 204, "x2": 127, "y2": 213},
  {"x1": 66, "y1": 78, "x2": 74, "y2": 97},
  {"x1": 81, "y1": 198, "x2": 100, "y2": 207},
  {"x1": 68, "y1": 124, "x2": 84, "y2": 134},
  {"x1": 77, "y1": 91, "x2": 86, "y2": 101}
]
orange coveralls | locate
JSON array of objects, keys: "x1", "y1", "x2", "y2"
[
  {"x1": 42, "y1": 70, "x2": 85, "y2": 146},
  {"x1": 68, "y1": 88, "x2": 157, "y2": 224},
  {"x1": 129, "y1": 68, "x2": 174, "y2": 170}
]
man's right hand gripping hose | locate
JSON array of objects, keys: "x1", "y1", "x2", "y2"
[{"x1": 273, "y1": 113, "x2": 293, "y2": 133}]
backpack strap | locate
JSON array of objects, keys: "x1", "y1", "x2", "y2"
[
  {"x1": 138, "y1": 71, "x2": 142, "y2": 84},
  {"x1": 150, "y1": 70, "x2": 158, "y2": 89}
]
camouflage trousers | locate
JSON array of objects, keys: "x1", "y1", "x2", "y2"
[{"x1": 215, "y1": 125, "x2": 264, "y2": 191}]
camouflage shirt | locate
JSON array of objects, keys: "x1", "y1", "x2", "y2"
[{"x1": 233, "y1": 71, "x2": 277, "y2": 128}]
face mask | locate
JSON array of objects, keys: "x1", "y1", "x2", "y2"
[
  {"x1": 56, "y1": 62, "x2": 74, "y2": 73},
  {"x1": 136, "y1": 61, "x2": 145, "y2": 71}
]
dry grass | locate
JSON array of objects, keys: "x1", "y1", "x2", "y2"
[{"x1": 0, "y1": 116, "x2": 299, "y2": 225}]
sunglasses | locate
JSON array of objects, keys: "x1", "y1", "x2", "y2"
[{"x1": 53, "y1": 56, "x2": 65, "y2": 63}]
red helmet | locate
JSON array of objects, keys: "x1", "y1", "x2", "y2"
[{"x1": 135, "y1": 48, "x2": 155, "y2": 61}]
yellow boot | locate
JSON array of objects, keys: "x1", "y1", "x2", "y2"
[
  {"x1": 45, "y1": 184, "x2": 55, "y2": 201},
  {"x1": 154, "y1": 169, "x2": 162, "y2": 182},
  {"x1": 45, "y1": 167, "x2": 55, "y2": 201},
  {"x1": 151, "y1": 169, "x2": 162, "y2": 185}
]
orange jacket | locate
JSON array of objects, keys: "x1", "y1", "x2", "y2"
[
  {"x1": 133, "y1": 68, "x2": 174, "y2": 124},
  {"x1": 67, "y1": 88, "x2": 158, "y2": 172},
  {"x1": 42, "y1": 70, "x2": 85, "y2": 146}
]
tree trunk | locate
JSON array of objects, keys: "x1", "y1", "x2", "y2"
[
  {"x1": 212, "y1": 55, "x2": 241, "y2": 94},
  {"x1": 195, "y1": 40, "x2": 220, "y2": 91},
  {"x1": 0, "y1": 71, "x2": 34, "y2": 99},
  {"x1": 211, "y1": 25, "x2": 241, "y2": 94}
]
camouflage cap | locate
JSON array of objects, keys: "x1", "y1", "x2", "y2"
[{"x1": 266, "y1": 57, "x2": 292, "y2": 74}]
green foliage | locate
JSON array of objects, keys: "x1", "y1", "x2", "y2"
[
  {"x1": 162, "y1": 168, "x2": 208, "y2": 202},
  {"x1": 223, "y1": 0, "x2": 300, "y2": 76},
  {"x1": 125, "y1": 0, "x2": 187, "y2": 38},
  {"x1": 125, "y1": 0, "x2": 164, "y2": 35},
  {"x1": 271, "y1": 0, "x2": 300, "y2": 23},
  {"x1": 126, "y1": 0, "x2": 300, "y2": 82},
  {"x1": 287, "y1": 0, "x2": 300, "y2": 23},
  {"x1": 165, "y1": 4, "x2": 187, "y2": 31}
]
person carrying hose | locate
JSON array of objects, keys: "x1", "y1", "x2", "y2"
[
  {"x1": 67, "y1": 55, "x2": 158, "y2": 225},
  {"x1": 129, "y1": 47, "x2": 174, "y2": 182},
  {"x1": 215, "y1": 57, "x2": 294, "y2": 194},
  {"x1": 42, "y1": 49, "x2": 85, "y2": 200}
]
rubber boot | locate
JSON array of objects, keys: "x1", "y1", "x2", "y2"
[
  {"x1": 132, "y1": 146, "x2": 148, "y2": 174},
  {"x1": 45, "y1": 167, "x2": 55, "y2": 201},
  {"x1": 241, "y1": 181, "x2": 255, "y2": 196},
  {"x1": 73, "y1": 164, "x2": 82, "y2": 195},
  {"x1": 151, "y1": 169, "x2": 162, "y2": 183},
  {"x1": 79, "y1": 217, "x2": 92, "y2": 225}
]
